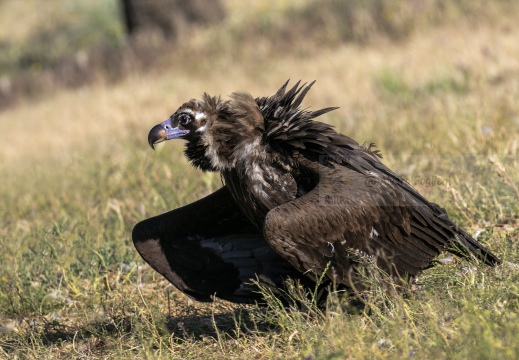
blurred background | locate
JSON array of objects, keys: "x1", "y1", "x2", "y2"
[{"x1": 0, "y1": 0, "x2": 518, "y2": 357}]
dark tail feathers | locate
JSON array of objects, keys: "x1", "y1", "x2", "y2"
[{"x1": 452, "y1": 227, "x2": 501, "y2": 266}]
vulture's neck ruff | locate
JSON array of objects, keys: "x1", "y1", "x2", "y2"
[{"x1": 197, "y1": 92, "x2": 268, "y2": 172}]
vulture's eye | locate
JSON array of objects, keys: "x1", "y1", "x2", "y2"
[{"x1": 178, "y1": 113, "x2": 193, "y2": 127}]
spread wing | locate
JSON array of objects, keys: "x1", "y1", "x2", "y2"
[
  {"x1": 263, "y1": 163, "x2": 436, "y2": 285},
  {"x1": 263, "y1": 158, "x2": 500, "y2": 286},
  {"x1": 132, "y1": 186, "x2": 309, "y2": 303},
  {"x1": 260, "y1": 81, "x2": 500, "y2": 283}
]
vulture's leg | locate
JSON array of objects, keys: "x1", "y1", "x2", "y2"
[{"x1": 132, "y1": 186, "x2": 301, "y2": 303}]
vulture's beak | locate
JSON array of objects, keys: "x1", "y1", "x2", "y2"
[{"x1": 148, "y1": 118, "x2": 190, "y2": 149}]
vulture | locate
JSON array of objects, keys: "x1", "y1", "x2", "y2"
[{"x1": 132, "y1": 81, "x2": 500, "y2": 304}]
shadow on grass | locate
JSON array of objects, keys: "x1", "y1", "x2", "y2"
[{"x1": 0, "y1": 307, "x2": 271, "y2": 355}]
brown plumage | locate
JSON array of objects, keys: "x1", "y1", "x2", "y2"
[{"x1": 133, "y1": 80, "x2": 500, "y2": 303}]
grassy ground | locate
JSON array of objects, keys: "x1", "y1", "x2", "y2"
[{"x1": 1, "y1": 0, "x2": 519, "y2": 358}]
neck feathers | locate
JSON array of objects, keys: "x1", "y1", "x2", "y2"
[
  {"x1": 187, "y1": 93, "x2": 266, "y2": 171},
  {"x1": 185, "y1": 81, "x2": 340, "y2": 172}
]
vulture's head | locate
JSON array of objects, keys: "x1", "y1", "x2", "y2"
[{"x1": 148, "y1": 92, "x2": 266, "y2": 172}]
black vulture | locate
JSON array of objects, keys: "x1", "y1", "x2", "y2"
[{"x1": 133, "y1": 81, "x2": 500, "y2": 303}]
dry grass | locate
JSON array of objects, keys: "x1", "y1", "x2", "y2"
[{"x1": 1, "y1": 0, "x2": 519, "y2": 358}]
